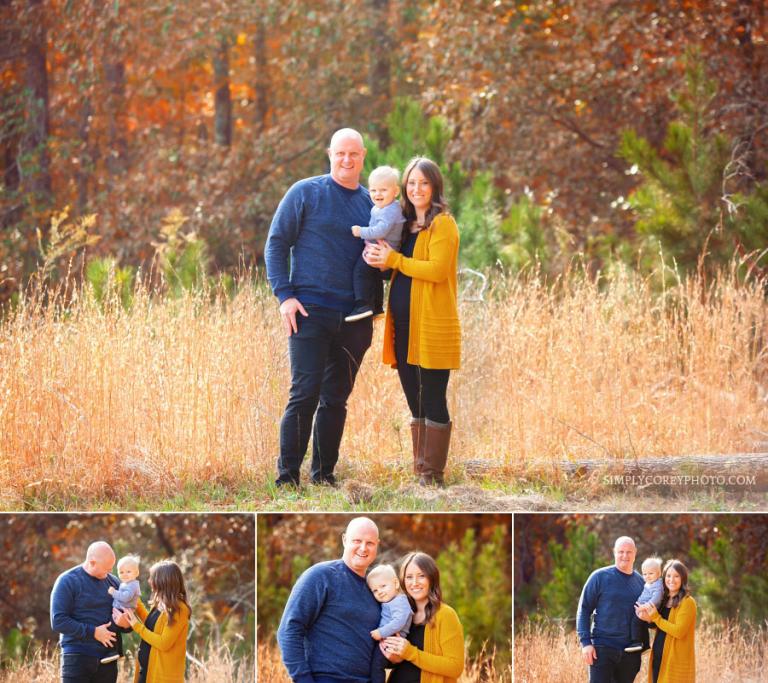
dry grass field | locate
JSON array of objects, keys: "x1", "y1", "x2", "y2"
[
  {"x1": 0, "y1": 646, "x2": 253, "y2": 683},
  {"x1": 1, "y1": 266, "x2": 766, "y2": 510},
  {"x1": 257, "y1": 635, "x2": 511, "y2": 682},
  {"x1": 514, "y1": 620, "x2": 768, "y2": 683}
]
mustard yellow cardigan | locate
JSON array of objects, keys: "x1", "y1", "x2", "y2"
[
  {"x1": 400, "y1": 603, "x2": 465, "y2": 683},
  {"x1": 383, "y1": 213, "x2": 461, "y2": 370},
  {"x1": 131, "y1": 599, "x2": 190, "y2": 683},
  {"x1": 648, "y1": 595, "x2": 696, "y2": 683}
]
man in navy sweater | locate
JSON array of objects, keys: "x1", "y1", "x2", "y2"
[
  {"x1": 277, "y1": 517, "x2": 383, "y2": 683},
  {"x1": 576, "y1": 536, "x2": 648, "y2": 683},
  {"x1": 50, "y1": 541, "x2": 132, "y2": 683},
  {"x1": 265, "y1": 128, "x2": 374, "y2": 487}
]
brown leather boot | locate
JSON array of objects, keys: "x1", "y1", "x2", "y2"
[
  {"x1": 410, "y1": 418, "x2": 426, "y2": 475},
  {"x1": 419, "y1": 419, "x2": 451, "y2": 486}
]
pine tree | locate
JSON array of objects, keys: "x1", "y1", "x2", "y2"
[
  {"x1": 618, "y1": 52, "x2": 768, "y2": 276},
  {"x1": 540, "y1": 525, "x2": 608, "y2": 621}
]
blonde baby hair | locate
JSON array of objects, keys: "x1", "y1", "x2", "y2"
[
  {"x1": 368, "y1": 165, "x2": 400, "y2": 188},
  {"x1": 366, "y1": 563, "x2": 398, "y2": 585},
  {"x1": 117, "y1": 554, "x2": 141, "y2": 570},
  {"x1": 641, "y1": 556, "x2": 663, "y2": 573}
]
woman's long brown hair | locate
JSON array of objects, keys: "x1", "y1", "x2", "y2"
[
  {"x1": 398, "y1": 551, "x2": 443, "y2": 626},
  {"x1": 148, "y1": 560, "x2": 191, "y2": 626},
  {"x1": 400, "y1": 157, "x2": 448, "y2": 241},
  {"x1": 661, "y1": 559, "x2": 691, "y2": 609}
]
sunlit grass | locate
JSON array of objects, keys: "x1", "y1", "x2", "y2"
[
  {"x1": 1, "y1": 265, "x2": 766, "y2": 510},
  {"x1": 514, "y1": 619, "x2": 768, "y2": 683},
  {"x1": 0, "y1": 644, "x2": 253, "y2": 683}
]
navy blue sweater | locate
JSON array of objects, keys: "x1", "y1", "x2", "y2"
[
  {"x1": 577, "y1": 565, "x2": 645, "y2": 650},
  {"x1": 277, "y1": 559, "x2": 382, "y2": 683},
  {"x1": 264, "y1": 174, "x2": 373, "y2": 312},
  {"x1": 50, "y1": 565, "x2": 126, "y2": 657}
]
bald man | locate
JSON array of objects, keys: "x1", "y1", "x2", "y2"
[
  {"x1": 51, "y1": 542, "x2": 132, "y2": 683},
  {"x1": 577, "y1": 536, "x2": 648, "y2": 683},
  {"x1": 277, "y1": 517, "x2": 383, "y2": 683},
  {"x1": 265, "y1": 128, "x2": 374, "y2": 488}
]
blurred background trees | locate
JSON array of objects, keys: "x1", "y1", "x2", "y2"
[
  {"x1": 0, "y1": 513, "x2": 255, "y2": 670},
  {"x1": 257, "y1": 513, "x2": 511, "y2": 666},
  {"x1": 514, "y1": 513, "x2": 768, "y2": 630},
  {"x1": 1, "y1": 0, "x2": 766, "y2": 303}
]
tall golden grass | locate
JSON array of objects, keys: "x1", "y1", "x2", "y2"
[
  {"x1": 1, "y1": 266, "x2": 765, "y2": 505},
  {"x1": 0, "y1": 646, "x2": 254, "y2": 683},
  {"x1": 257, "y1": 635, "x2": 511, "y2": 682},
  {"x1": 514, "y1": 620, "x2": 768, "y2": 683}
]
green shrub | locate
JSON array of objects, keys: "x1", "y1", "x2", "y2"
[
  {"x1": 618, "y1": 51, "x2": 768, "y2": 278},
  {"x1": 690, "y1": 521, "x2": 768, "y2": 624},
  {"x1": 153, "y1": 208, "x2": 212, "y2": 297},
  {"x1": 540, "y1": 525, "x2": 608, "y2": 622},
  {"x1": 436, "y1": 525, "x2": 511, "y2": 657},
  {"x1": 85, "y1": 256, "x2": 136, "y2": 310}
]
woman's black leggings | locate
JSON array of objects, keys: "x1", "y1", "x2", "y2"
[{"x1": 394, "y1": 321, "x2": 450, "y2": 423}]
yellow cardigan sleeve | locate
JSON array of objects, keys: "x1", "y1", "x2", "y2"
[
  {"x1": 650, "y1": 596, "x2": 696, "y2": 639},
  {"x1": 385, "y1": 215, "x2": 458, "y2": 284},
  {"x1": 134, "y1": 599, "x2": 148, "y2": 621},
  {"x1": 402, "y1": 606, "x2": 464, "y2": 678},
  {"x1": 132, "y1": 604, "x2": 189, "y2": 653}
]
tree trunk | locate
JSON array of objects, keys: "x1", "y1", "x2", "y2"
[
  {"x1": 253, "y1": 18, "x2": 269, "y2": 133},
  {"x1": 75, "y1": 96, "x2": 96, "y2": 214},
  {"x1": 214, "y1": 38, "x2": 232, "y2": 147},
  {"x1": 20, "y1": 0, "x2": 52, "y2": 207},
  {"x1": 369, "y1": 0, "x2": 391, "y2": 145},
  {"x1": 104, "y1": 58, "x2": 128, "y2": 176}
]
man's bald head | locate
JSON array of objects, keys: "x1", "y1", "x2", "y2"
[
  {"x1": 613, "y1": 536, "x2": 637, "y2": 575},
  {"x1": 83, "y1": 541, "x2": 116, "y2": 579},
  {"x1": 329, "y1": 127, "x2": 364, "y2": 149},
  {"x1": 341, "y1": 517, "x2": 379, "y2": 576},
  {"x1": 327, "y1": 128, "x2": 366, "y2": 189}
]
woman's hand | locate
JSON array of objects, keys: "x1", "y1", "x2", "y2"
[
  {"x1": 363, "y1": 240, "x2": 393, "y2": 269},
  {"x1": 635, "y1": 602, "x2": 656, "y2": 621},
  {"x1": 380, "y1": 639, "x2": 404, "y2": 663},
  {"x1": 116, "y1": 607, "x2": 138, "y2": 626},
  {"x1": 112, "y1": 607, "x2": 131, "y2": 628}
]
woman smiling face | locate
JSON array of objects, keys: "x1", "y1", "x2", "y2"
[
  {"x1": 405, "y1": 167, "x2": 433, "y2": 216},
  {"x1": 665, "y1": 567, "x2": 683, "y2": 595},
  {"x1": 403, "y1": 559, "x2": 431, "y2": 604}
]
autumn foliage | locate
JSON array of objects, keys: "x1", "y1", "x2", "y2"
[{"x1": 2, "y1": 1, "x2": 767, "y2": 300}]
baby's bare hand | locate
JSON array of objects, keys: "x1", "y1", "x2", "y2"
[
  {"x1": 107, "y1": 587, "x2": 116, "y2": 595},
  {"x1": 352, "y1": 225, "x2": 362, "y2": 237},
  {"x1": 371, "y1": 629, "x2": 382, "y2": 641}
]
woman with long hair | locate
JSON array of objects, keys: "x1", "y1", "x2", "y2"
[
  {"x1": 380, "y1": 551, "x2": 464, "y2": 683},
  {"x1": 365, "y1": 157, "x2": 461, "y2": 485},
  {"x1": 122, "y1": 560, "x2": 191, "y2": 683},
  {"x1": 637, "y1": 559, "x2": 697, "y2": 683}
]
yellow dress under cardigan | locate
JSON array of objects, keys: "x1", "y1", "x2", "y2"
[
  {"x1": 648, "y1": 595, "x2": 696, "y2": 683},
  {"x1": 400, "y1": 603, "x2": 465, "y2": 683},
  {"x1": 131, "y1": 599, "x2": 190, "y2": 683},
  {"x1": 382, "y1": 213, "x2": 461, "y2": 370}
]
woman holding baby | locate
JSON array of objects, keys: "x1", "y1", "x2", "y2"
[
  {"x1": 115, "y1": 560, "x2": 191, "y2": 683},
  {"x1": 365, "y1": 157, "x2": 461, "y2": 487},
  {"x1": 636, "y1": 559, "x2": 697, "y2": 683},
  {"x1": 381, "y1": 551, "x2": 465, "y2": 683}
]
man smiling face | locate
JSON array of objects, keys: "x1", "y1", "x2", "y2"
[
  {"x1": 341, "y1": 517, "x2": 379, "y2": 577},
  {"x1": 613, "y1": 536, "x2": 637, "y2": 575}
]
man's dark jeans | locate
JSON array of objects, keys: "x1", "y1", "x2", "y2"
[
  {"x1": 61, "y1": 654, "x2": 117, "y2": 683},
  {"x1": 276, "y1": 304, "x2": 372, "y2": 485},
  {"x1": 588, "y1": 646, "x2": 641, "y2": 683}
]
